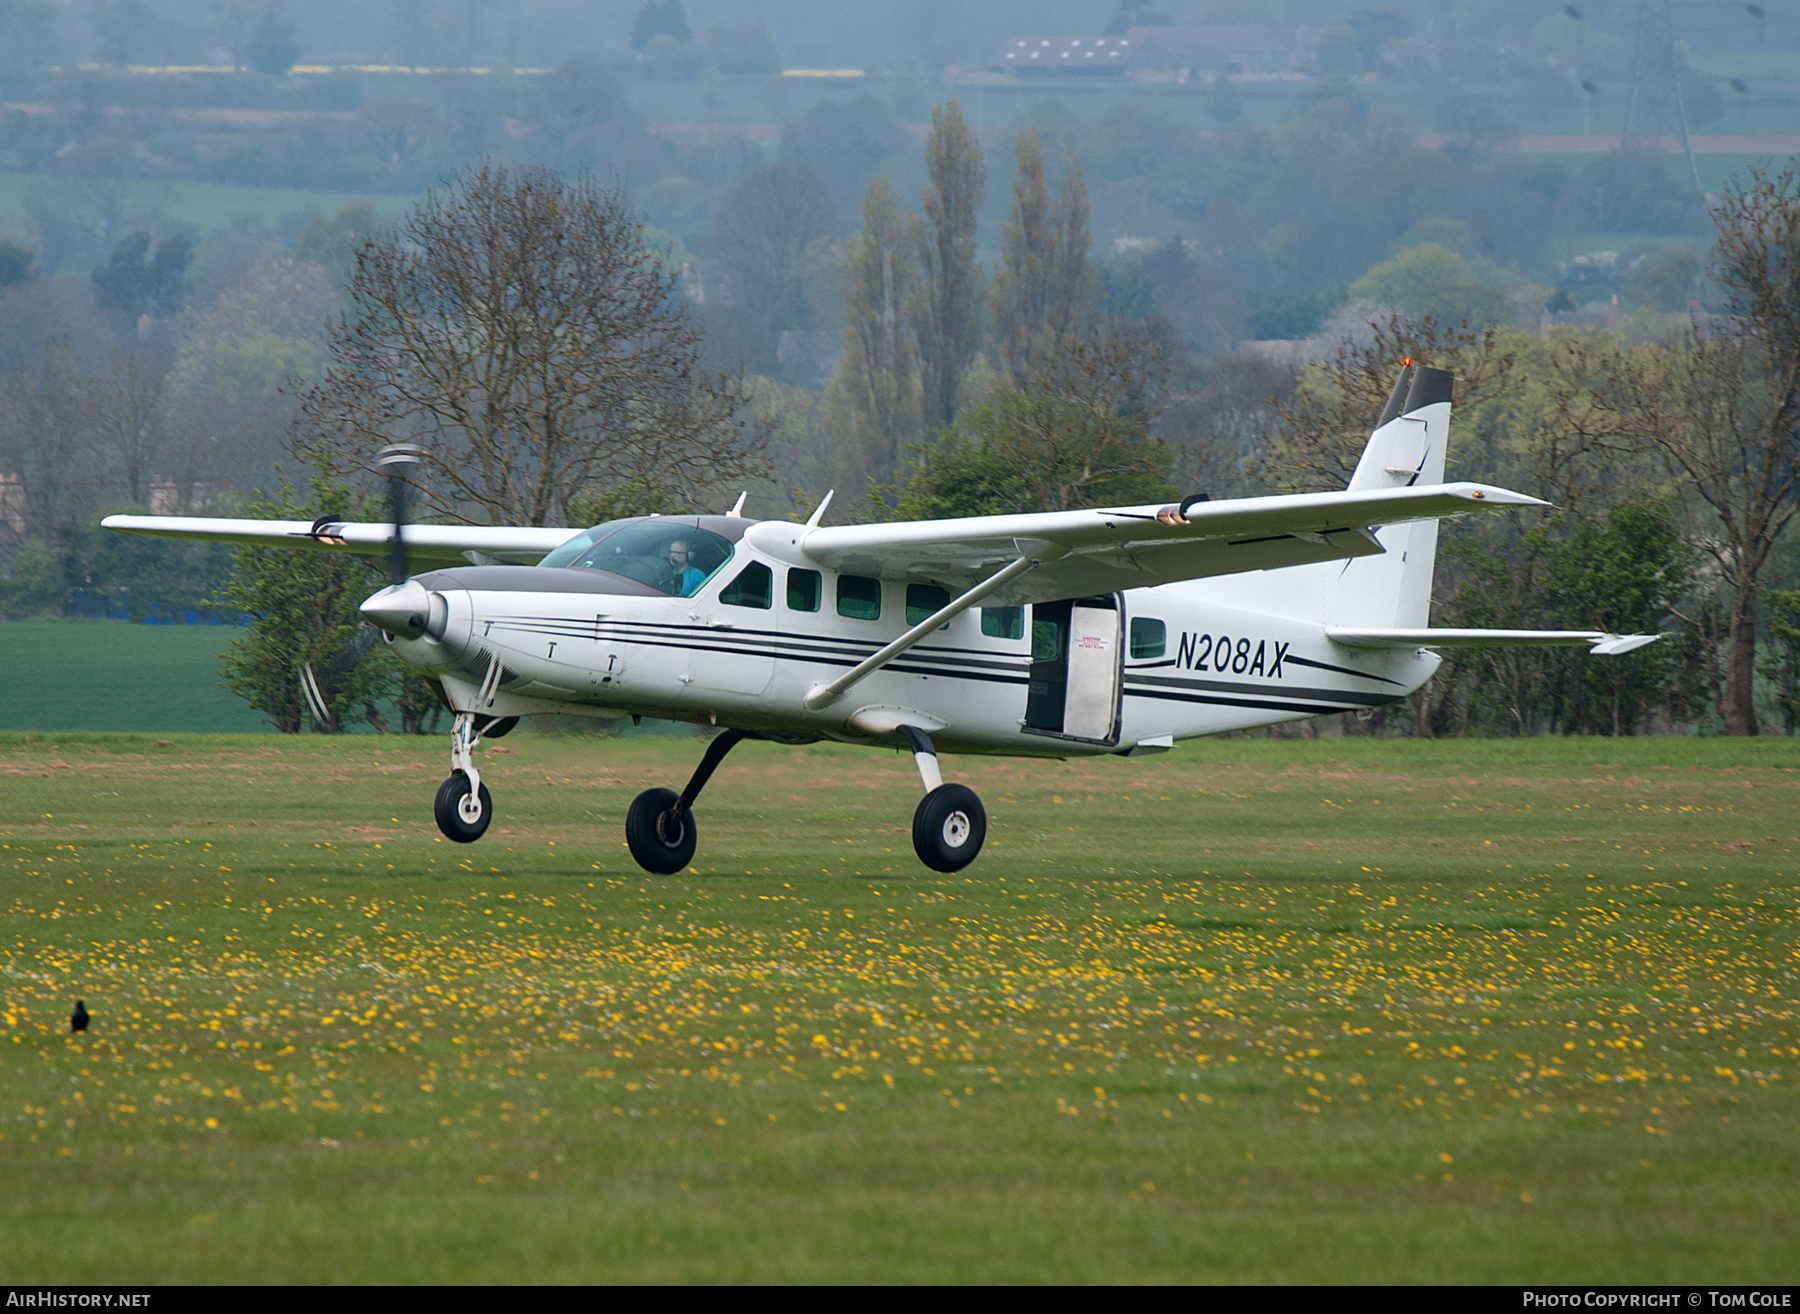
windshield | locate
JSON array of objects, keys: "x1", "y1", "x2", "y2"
[{"x1": 538, "y1": 518, "x2": 734, "y2": 597}]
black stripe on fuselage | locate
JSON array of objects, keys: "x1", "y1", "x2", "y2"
[
  {"x1": 1283, "y1": 653, "x2": 1406, "y2": 686},
  {"x1": 1122, "y1": 685, "x2": 1389, "y2": 716},
  {"x1": 1123, "y1": 671, "x2": 1395, "y2": 708},
  {"x1": 488, "y1": 616, "x2": 1033, "y2": 677}
]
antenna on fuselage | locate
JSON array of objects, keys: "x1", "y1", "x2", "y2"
[
  {"x1": 804, "y1": 490, "x2": 834, "y2": 530},
  {"x1": 727, "y1": 491, "x2": 747, "y2": 517},
  {"x1": 377, "y1": 444, "x2": 423, "y2": 585}
]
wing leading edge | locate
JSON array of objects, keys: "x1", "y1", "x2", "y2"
[
  {"x1": 99, "y1": 514, "x2": 579, "y2": 566},
  {"x1": 758, "y1": 481, "x2": 1547, "y2": 606}
]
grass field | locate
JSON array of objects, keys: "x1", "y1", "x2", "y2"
[
  {"x1": 2, "y1": 730, "x2": 1798, "y2": 1282},
  {"x1": 0, "y1": 620, "x2": 269, "y2": 734}
]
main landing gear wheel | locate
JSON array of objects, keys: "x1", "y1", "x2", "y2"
[
  {"x1": 626, "y1": 787, "x2": 697, "y2": 875},
  {"x1": 434, "y1": 771, "x2": 493, "y2": 843},
  {"x1": 912, "y1": 783, "x2": 986, "y2": 873}
]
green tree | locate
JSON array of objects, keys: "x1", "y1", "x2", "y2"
[
  {"x1": 0, "y1": 237, "x2": 35, "y2": 288},
  {"x1": 989, "y1": 131, "x2": 1096, "y2": 384},
  {"x1": 295, "y1": 199, "x2": 378, "y2": 291},
  {"x1": 912, "y1": 98, "x2": 985, "y2": 433},
  {"x1": 1760, "y1": 588, "x2": 1800, "y2": 734},
  {"x1": 213, "y1": 466, "x2": 427, "y2": 734},
  {"x1": 896, "y1": 334, "x2": 1175, "y2": 519},
  {"x1": 88, "y1": 0, "x2": 168, "y2": 65},
  {"x1": 1593, "y1": 165, "x2": 1800, "y2": 735},
  {"x1": 629, "y1": 0, "x2": 689, "y2": 51},
  {"x1": 90, "y1": 231, "x2": 191, "y2": 327},
  {"x1": 1346, "y1": 243, "x2": 1511, "y2": 327},
  {"x1": 1539, "y1": 503, "x2": 1690, "y2": 735},
  {"x1": 0, "y1": 0, "x2": 60, "y2": 80},
  {"x1": 1623, "y1": 246, "x2": 1700, "y2": 313},
  {"x1": 702, "y1": 20, "x2": 779, "y2": 75},
  {"x1": 826, "y1": 176, "x2": 922, "y2": 491},
  {"x1": 1205, "y1": 74, "x2": 1242, "y2": 127}
]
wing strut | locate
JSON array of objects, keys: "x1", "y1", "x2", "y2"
[{"x1": 802, "y1": 539, "x2": 1069, "y2": 712}]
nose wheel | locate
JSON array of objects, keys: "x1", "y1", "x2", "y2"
[
  {"x1": 434, "y1": 711, "x2": 496, "y2": 843},
  {"x1": 435, "y1": 772, "x2": 492, "y2": 843}
]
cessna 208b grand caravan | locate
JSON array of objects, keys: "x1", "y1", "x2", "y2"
[{"x1": 104, "y1": 365, "x2": 1655, "y2": 875}]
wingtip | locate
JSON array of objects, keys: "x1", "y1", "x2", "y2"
[
  {"x1": 1456, "y1": 484, "x2": 1550, "y2": 508},
  {"x1": 1590, "y1": 634, "x2": 1661, "y2": 656}
]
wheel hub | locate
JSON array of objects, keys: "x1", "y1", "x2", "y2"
[
  {"x1": 457, "y1": 793, "x2": 484, "y2": 824},
  {"x1": 941, "y1": 810, "x2": 971, "y2": 848}
]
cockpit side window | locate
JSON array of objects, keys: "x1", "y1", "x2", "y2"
[{"x1": 559, "y1": 521, "x2": 734, "y2": 597}]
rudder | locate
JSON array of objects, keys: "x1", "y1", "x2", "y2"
[{"x1": 1327, "y1": 364, "x2": 1454, "y2": 630}]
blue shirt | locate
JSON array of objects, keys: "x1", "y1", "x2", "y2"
[{"x1": 677, "y1": 565, "x2": 705, "y2": 597}]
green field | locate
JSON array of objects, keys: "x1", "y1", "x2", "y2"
[
  {"x1": 0, "y1": 176, "x2": 414, "y2": 241},
  {"x1": 0, "y1": 620, "x2": 269, "y2": 734},
  {"x1": 2, "y1": 731, "x2": 1798, "y2": 1282}
]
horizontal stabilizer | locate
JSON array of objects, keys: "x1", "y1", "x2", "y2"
[{"x1": 1326, "y1": 627, "x2": 1660, "y2": 656}]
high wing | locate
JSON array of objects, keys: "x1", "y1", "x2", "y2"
[
  {"x1": 99, "y1": 514, "x2": 579, "y2": 566},
  {"x1": 763, "y1": 482, "x2": 1547, "y2": 607},
  {"x1": 1328, "y1": 628, "x2": 1660, "y2": 656}
]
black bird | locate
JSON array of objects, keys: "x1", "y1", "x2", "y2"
[{"x1": 70, "y1": 1000, "x2": 88, "y2": 1033}]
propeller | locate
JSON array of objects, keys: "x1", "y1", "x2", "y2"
[
  {"x1": 378, "y1": 443, "x2": 424, "y2": 585},
  {"x1": 300, "y1": 443, "x2": 425, "y2": 732}
]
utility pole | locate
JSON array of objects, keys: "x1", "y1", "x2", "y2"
[
  {"x1": 1619, "y1": 0, "x2": 1702, "y2": 194},
  {"x1": 1662, "y1": 0, "x2": 1704, "y2": 193},
  {"x1": 1620, "y1": 1, "x2": 1646, "y2": 149}
]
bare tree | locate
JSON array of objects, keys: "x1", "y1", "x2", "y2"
[
  {"x1": 0, "y1": 340, "x2": 96, "y2": 537},
  {"x1": 90, "y1": 348, "x2": 170, "y2": 507},
  {"x1": 1255, "y1": 313, "x2": 1518, "y2": 493},
  {"x1": 708, "y1": 163, "x2": 837, "y2": 335},
  {"x1": 298, "y1": 160, "x2": 761, "y2": 527},
  {"x1": 1577, "y1": 165, "x2": 1800, "y2": 736}
]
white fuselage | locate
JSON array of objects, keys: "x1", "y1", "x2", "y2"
[{"x1": 385, "y1": 519, "x2": 1439, "y2": 755}]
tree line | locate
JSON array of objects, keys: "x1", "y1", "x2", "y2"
[{"x1": 3, "y1": 105, "x2": 1797, "y2": 737}]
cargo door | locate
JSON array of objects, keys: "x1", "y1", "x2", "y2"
[{"x1": 1023, "y1": 596, "x2": 1121, "y2": 744}]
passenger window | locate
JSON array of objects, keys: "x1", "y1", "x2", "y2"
[
  {"x1": 981, "y1": 606, "x2": 1024, "y2": 640},
  {"x1": 787, "y1": 568, "x2": 821, "y2": 612},
  {"x1": 836, "y1": 575, "x2": 882, "y2": 621},
  {"x1": 1129, "y1": 617, "x2": 1166, "y2": 658},
  {"x1": 905, "y1": 583, "x2": 950, "y2": 626},
  {"x1": 1031, "y1": 618, "x2": 1063, "y2": 662},
  {"x1": 720, "y1": 561, "x2": 773, "y2": 609}
]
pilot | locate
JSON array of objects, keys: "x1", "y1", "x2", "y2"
[{"x1": 667, "y1": 539, "x2": 706, "y2": 597}]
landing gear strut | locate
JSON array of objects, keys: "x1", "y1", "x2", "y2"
[
  {"x1": 901, "y1": 726, "x2": 985, "y2": 872},
  {"x1": 434, "y1": 711, "x2": 494, "y2": 843},
  {"x1": 624, "y1": 729, "x2": 748, "y2": 875}
]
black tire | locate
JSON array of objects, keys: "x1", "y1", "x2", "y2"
[
  {"x1": 625, "y1": 787, "x2": 697, "y2": 875},
  {"x1": 912, "y1": 783, "x2": 986, "y2": 872},
  {"x1": 434, "y1": 772, "x2": 493, "y2": 843}
]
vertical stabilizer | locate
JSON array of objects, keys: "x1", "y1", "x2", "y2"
[{"x1": 1327, "y1": 365, "x2": 1455, "y2": 629}]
